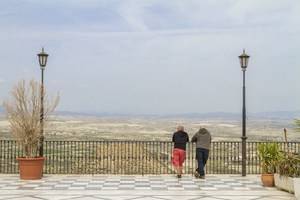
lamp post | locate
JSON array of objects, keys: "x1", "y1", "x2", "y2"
[
  {"x1": 239, "y1": 49, "x2": 250, "y2": 176},
  {"x1": 37, "y1": 48, "x2": 48, "y2": 157}
]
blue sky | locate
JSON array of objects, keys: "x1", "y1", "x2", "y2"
[{"x1": 0, "y1": 0, "x2": 299, "y2": 114}]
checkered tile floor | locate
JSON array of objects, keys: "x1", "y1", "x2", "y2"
[
  {"x1": 0, "y1": 175, "x2": 272, "y2": 191},
  {"x1": 0, "y1": 175, "x2": 295, "y2": 200}
]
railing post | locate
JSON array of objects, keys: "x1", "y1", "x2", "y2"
[{"x1": 242, "y1": 138, "x2": 247, "y2": 176}]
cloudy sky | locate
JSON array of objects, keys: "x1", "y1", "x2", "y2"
[{"x1": 0, "y1": 0, "x2": 299, "y2": 114}]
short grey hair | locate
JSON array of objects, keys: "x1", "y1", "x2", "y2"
[{"x1": 177, "y1": 125, "x2": 184, "y2": 131}]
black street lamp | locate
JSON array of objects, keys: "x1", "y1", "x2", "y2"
[
  {"x1": 239, "y1": 49, "x2": 249, "y2": 176},
  {"x1": 37, "y1": 48, "x2": 48, "y2": 157}
]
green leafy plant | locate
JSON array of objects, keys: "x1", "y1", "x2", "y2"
[
  {"x1": 278, "y1": 152, "x2": 300, "y2": 178},
  {"x1": 258, "y1": 143, "x2": 282, "y2": 174}
]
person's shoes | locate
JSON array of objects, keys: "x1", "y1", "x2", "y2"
[
  {"x1": 177, "y1": 174, "x2": 182, "y2": 179},
  {"x1": 194, "y1": 171, "x2": 200, "y2": 178},
  {"x1": 199, "y1": 175, "x2": 205, "y2": 179}
]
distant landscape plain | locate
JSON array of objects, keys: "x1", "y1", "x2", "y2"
[{"x1": 0, "y1": 112, "x2": 299, "y2": 142}]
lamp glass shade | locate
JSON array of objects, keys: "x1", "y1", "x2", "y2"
[
  {"x1": 37, "y1": 48, "x2": 48, "y2": 68},
  {"x1": 239, "y1": 50, "x2": 249, "y2": 70}
]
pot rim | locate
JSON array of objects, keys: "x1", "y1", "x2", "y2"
[
  {"x1": 17, "y1": 157, "x2": 45, "y2": 161},
  {"x1": 261, "y1": 173, "x2": 274, "y2": 176}
]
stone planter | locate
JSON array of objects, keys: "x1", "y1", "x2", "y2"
[
  {"x1": 295, "y1": 178, "x2": 300, "y2": 200},
  {"x1": 274, "y1": 173, "x2": 300, "y2": 199}
]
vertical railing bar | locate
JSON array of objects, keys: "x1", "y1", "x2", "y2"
[
  {"x1": 212, "y1": 142, "x2": 215, "y2": 174},
  {"x1": 70, "y1": 141, "x2": 73, "y2": 174},
  {"x1": 115, "y1": 141, "x2": 118, "y2": 174},
  {"x1": 126, "y1": 141, "x2": 129, "y2": 175},
  {"x1": 69, "y1": 141, "x2": 71, "y2": 174},
  {"x1": 222, "y1": 142, "x2": 225, "y2": 174},
  {"x1": 53, "y1": 141, "x2": 56, "y2": 174},
  {"x1": 248, "y1": 141, "x2": 250, "y2": 174},
  {"x1": 76, "y1": 141, "x2": 79, "y2": 174},
  {"x1": 209, "y1": 141, "x2": 211, "y2": 174},
  {"x1": 100, "y1": 141, "x2": 103, "y2": 174},
  {"x1": 158, "y1": 141, "x2": 160, "y2": 175},
  {"x1": 222, "y1": 142, "x2": 224, "y2": 174},
  {"x1": 56, "y1": 141, "x2": 59, "y2": 174},
  {"x1": 84, "y1": 141, "x2": 87, "y2": 174},
  {"x1": 121, "y1": 141, "x2": 124, "y2": 175},
  {"x1": 4, "y1": 141, "x2": 7, "y2": 173},
  {"x1": 12, "y1": 140, "x2": 15, "y2": 173},
  {"x1": 230, "y1": 142, "x2": 233, "y2": 174},
  {"x1": 119, "y1": 141, "x2": 122, "y2": 174},
  {"x1": 121, "y1": 141, "x2": 123, "y2": 175},
  {"x1": 105, "y1": 141, "x2": 108, "y2": 174},
  {"x1": 255, "y1": 142, "x2": 258, "y2": 174},
  {"x1": 156, "y1": 141, "x2": 158, "y2": 175},
  {"x1": 94, "y1": 141, "x2": 97, "y2": 174},
  {"x1": 8, "y1": 140, "x2": 11, "y2": 173},
  {"x1": 130, "y1": 141, "x2": 135, "y2": 174},
  {"x1": 166, "y1": 142, "x2": 168, "y2": 174},
  {"x1": 224, "y1": 142, "x2": 226, "y2": 174},
  {"x1": 105, "y1": 140, "x2": 107, "y2": 175},
  {"x1": 78, "y1": 141, "x2": 81, "y2": 174},
  {"x1": 7, "y1": 140, "x2": 10, "y2": 174},
  {"x1": 122, "y1": 141, "x2": 124, "y2": 175},
  {"x1": 112, "y1": 141, "x2": 114, "y2": 175},
  {"x1": 44, "y1": 141, "x2": 47, "y2": 174},
  {"x1": 83, "y1": 141, "x2": 91, "y2": 174},
  {"x1": 144, "y1": 141, "x2": 147, "y2": 175},
  {"x1": 217, "y1": 142, "x2": 219, "y2": 174},
  {"x1": 109, "y1": 141, "x2": 112, "y2": 175},
  {"x1": 55, "y1": 140, "x2": 57, "y2": 174},
  {"x1": 60, "y1": 141, "x2": 63, "y2": 174},
  {"x1": 49, "y1": 141, "x2": 51, "y2": 174},
  {"x1": 64, "y1": 141, "x2": 66, "y2": 174},
  {"x1": 251, "y1": 142, "x2": 253, "y2": 174},
  {"x1": 136, "y1": 141, "x2": 139, "y2": 175},
  {"x1": 152, "y1": 141, "x2": 154, "y2": 174}
]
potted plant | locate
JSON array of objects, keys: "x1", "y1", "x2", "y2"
[
  {"x1": 3, "y1": 80, "x2": 59, "y2": 180},
  {"x1": 274, "y1": 152, "x2": 300, "y2": 199},
  {"x1": 274, "y1": 122, "x2": 300, "y2": 199},
  {"x1": 257, "y1": 143, "x2": 281, "y2": 187}
]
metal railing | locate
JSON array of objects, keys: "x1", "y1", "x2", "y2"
[{"x1": 0, "y1": 140, "x2": 299, "y2": 174}]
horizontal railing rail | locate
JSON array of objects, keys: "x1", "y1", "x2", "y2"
[{"x1": 0, "y1": 140, "x2": 299, "y2": 175}]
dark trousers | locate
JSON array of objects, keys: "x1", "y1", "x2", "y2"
[{"x1": 196, "y1": 148, "x2": 209, "y2": 176}]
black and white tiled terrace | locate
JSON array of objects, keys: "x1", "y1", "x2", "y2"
[{"x1": 0, "y1": 175, "x2": 295, "y2": 200}]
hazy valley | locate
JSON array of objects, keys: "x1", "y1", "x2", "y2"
[{"x1": 0, "y1": 112, "x2": 299, "y2": 142}]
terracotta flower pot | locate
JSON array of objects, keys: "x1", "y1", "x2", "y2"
[
  {"x1": 17, "y1": 157, "x2": 45, "y2": 180},
  {"x1": 261, "y1": 173, "x2": 274, "y2": 187}
]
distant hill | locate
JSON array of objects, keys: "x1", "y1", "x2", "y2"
[
  {"x1": 249, "y1": 111, "x2": 300, "y2": 120},
  {"x1": 54, "y1": 110, "x2": 300, "y2": 120},
  {"x1": 1, "y1": 107, "x2": 300, "y2": 120}
]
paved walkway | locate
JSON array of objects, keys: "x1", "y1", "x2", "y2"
[{"x1": 0, "y1": 175, "x2": 295, "y2": 200}]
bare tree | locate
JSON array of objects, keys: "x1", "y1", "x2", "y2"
[{"x1": 3, "y1": 79, "x2": 59, "y2": 157}]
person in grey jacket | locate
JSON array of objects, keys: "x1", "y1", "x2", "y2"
[{"x1": 191, "y1": 128, "x2": 211, "y2": 179}]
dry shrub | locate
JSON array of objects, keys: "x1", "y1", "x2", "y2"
[{"x1": 3, "y1": 79, "x2": 59, "y2": 157}]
